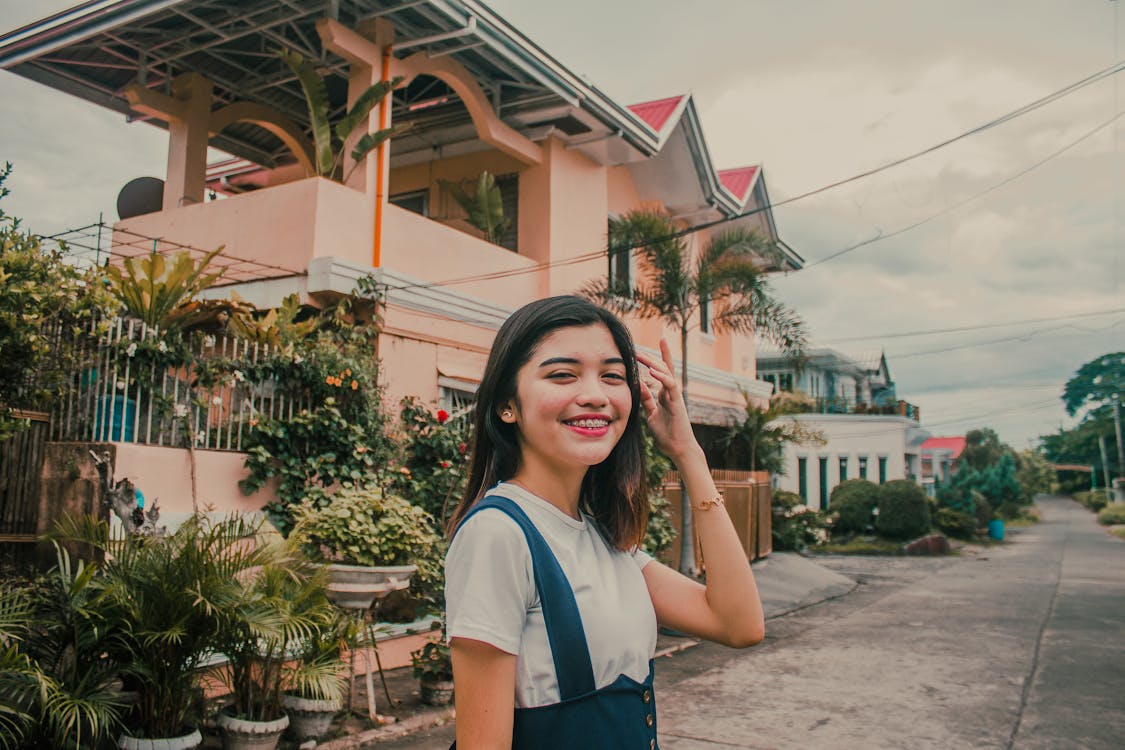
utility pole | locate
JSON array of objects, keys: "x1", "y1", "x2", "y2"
[
  {"x1": 1099, "y1": 435, "x2": 1112, "y2": 497},
  {"x1": 1112, "y1": 393, "x2": 1124, "y2": 476}
]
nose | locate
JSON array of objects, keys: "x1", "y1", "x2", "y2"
[{"x1": 575, "y1": 374, "x2": 609, "y2": 407}]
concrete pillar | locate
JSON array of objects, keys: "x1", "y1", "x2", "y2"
[
  {"x1": 342, "y1": 17, "x2": 394, "y2": 195},
  {"x1": 163, "y1": 72, "x2": 213, "y2": 211}
]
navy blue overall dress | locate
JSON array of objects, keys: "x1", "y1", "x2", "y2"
[{"x1": 451, "y1": 495, "x2": 660, "y2": 750}]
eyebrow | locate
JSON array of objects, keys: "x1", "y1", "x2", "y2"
[{"x1": 538, "y1": 356, "x2": 626, "y2": 367}]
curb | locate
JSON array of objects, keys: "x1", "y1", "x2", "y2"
[{"x1": 316, "y1": 707, "x2": 456, "y2": 750}]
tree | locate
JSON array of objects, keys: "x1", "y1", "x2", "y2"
[
  {"x1": 1015, "y1": 448, "x2": 1055, "y2": 502},
  {"x1": 1062, "y1": 352, "x2": 1125, "y2": 417},
  {"x1": 582, "y1": 209, "x2": 807, "y2": 573},
  {"x1": 960, "y1": 428, "x2": 1007, "y2": 473},
  {"x1": 719, "y1": 390, "x2": 824, "y2": 474}
]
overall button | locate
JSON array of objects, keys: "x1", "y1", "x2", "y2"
[
  {"x1": 646, "y1": 714, "x2": 654, "y2": 727},
  {"x1": 643, "y1": 689, "x2": 652, "y2": 703}
]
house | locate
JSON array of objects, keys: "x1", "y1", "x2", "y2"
[
  {"x1": 0, "y1": 0, "x2": 801, "y2": 515},
  {"x1": 757, "y1": 348, "x2": 928, "y2": 509},
  {"x1": 920, "y1": 436, "x2": 967, "y2": 494}
]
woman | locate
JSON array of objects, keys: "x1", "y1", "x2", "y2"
[{"x1": 445, "y1": 295, "x2": 764, "y2": 749}]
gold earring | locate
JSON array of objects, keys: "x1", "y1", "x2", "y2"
[{"x1": 502, "y1": 410, "x2": 513, "y2": 419}]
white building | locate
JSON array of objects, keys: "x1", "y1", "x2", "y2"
[{"x1": 757, "y1": 349, "x2": 929, "y2": 510}]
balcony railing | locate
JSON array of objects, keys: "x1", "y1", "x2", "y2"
[{"x1": 805, "y1": 397, "x2": 921, "y2": 422}]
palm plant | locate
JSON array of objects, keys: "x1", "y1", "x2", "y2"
[
  {"x1": 50, "y1": 512, "x2": 275, "y2": 740},
  {"x1": 279, "y1": 49, "x2": 406, "y2": 183},
  {"x1": 214, "y1": 533, "x2": 345, "y2": 722},
  {"x1": 0, "y1": 546, "x2": 130, "y2": 749},
  {"x1": 582, "y1": 209, "x2": 807, "y2": 573},
  {"x1": 719, "y1": 390, "x2": 825, "y2": 474},
  {"x1": 440, "y1": 171, "x2": 510, "y2": 245}
]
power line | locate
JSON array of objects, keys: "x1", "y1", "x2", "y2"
[
  {"x1": 890, "y1": 316, "x2": 1125, "y2": 360},
  {"x1": 820, "y1": 306, "x2": 1125, "y2": 343}
]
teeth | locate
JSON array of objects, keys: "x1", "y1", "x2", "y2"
[{"x1": 568, "y1": 418, "x2": 608, "y2": 428}]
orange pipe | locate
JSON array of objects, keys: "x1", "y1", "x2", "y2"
[{"x1": 374, "y1": 44, "x2": 392, "y2": 268}]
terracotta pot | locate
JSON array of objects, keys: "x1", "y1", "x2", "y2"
[
  {"x1": 215, "y1": 712, "x2": 289, "y2": 750},
  {"x1": 324, "y1": 563, "x2": 417, "y2": 610},
  {"x1": 282, "y1": 694, "x2": 342, "y2": 741},
  {"x1": 419, "y1": 678, "x2": 455, "y2": 706},
  {"x1": 117, "y1": 728, "x2": 203, "y2": 750}
]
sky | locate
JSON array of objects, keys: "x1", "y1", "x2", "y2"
[{"x1": 0, "y1": 0, "x2": 1123, "y2": 450}]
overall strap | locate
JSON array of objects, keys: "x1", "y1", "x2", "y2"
[{"x1": 455, "y1": 495, "x2": 597, "y2": 699}]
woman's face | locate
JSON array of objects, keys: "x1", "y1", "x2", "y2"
[{"x1": 502, "y1": 323, "x2": 633, "y2": 476}]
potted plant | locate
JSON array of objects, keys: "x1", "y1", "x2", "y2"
[
  {"x1": 411, "y1": 637, "x2": 453, "y2": 706},
  {"x1": 290, "y1": 482, "x2": 441, "y2": 610},
  {"x1": 282, "y1": 609, "x2": 355, "y2": 743},
  {"x1": 50, "y1": 513, "x2": 271, "y2": 749},
  {"x1": 212, "y1": 532, "x2": 343, "y2": 750}
]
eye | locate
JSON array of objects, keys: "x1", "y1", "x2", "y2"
[
  {"x1": 602, "y1": 371, "x2": 627, "y2": 382},
  {"x1": 546, "y1": 370, "x2": 576, "y2": 381}
]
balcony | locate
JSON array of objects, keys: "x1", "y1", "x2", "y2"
[
  {"x1": 113, "y1": 177, "x2": 540, "y2": 307},
  {"x1": 804, "y1": 397, "x2": 921, "y2": 422}
]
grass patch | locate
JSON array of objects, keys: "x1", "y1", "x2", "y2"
[
  {"x1": 1110, "y1": 526, "x2": 1125, "y2": 541},
  {"x1": 1097, "y1": 504, "x2": 1125, "y2": 526},
  {"x1": 814, "y1": 537, "x2": 903, "y2": 555}
]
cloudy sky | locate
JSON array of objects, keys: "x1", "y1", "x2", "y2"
[{"x1": 1, "y1": 0, "x2": 1122, "y2": 449}]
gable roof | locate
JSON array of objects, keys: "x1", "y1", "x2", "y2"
[
  {"x1": 628, "y1": 95, "x2": 688, "y2": 134},
  {"x1": 921, "y1": 436, "x2": 967, "y2": 458},
  {"x1": 717, "y1": 166, "x2": 760, "y2": 203}
]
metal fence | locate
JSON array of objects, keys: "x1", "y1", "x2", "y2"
[
  {"x1": 51, "y1": 317, "x2": 309, "y2": 452},
  {"x1": 0, "y1": 410, "x2": 49, "y2": 539}
]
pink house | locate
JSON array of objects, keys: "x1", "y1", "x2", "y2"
[{"x1": 0, "y1": 0, "x2": 802, "y2": 514}]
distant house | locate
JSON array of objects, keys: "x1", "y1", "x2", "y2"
[
  {"x1": 920, "y1": 436, "x2": 967, "y2": 494},
  {"x1": 757, "y1": 349, "x2": 928, "y2": 510}
]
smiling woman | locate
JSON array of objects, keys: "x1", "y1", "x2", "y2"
[{"x1": 442, "y1": 295, "x2": 764, "y2": 750}]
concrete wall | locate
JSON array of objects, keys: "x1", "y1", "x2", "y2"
[{"x1": 778, "y1": 415, "x2": 916, "y2": 510}]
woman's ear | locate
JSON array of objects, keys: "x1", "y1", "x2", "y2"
[{"x1": 498, "y1": 401, "x2": 517, "y2": 423}]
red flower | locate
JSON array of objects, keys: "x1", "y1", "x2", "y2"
[
  {"x1": 441, "y1": 461, "x2": 451, "y2": 468},
  {"x1": 457, "y1": 442, "x2": 467, "y2": 455},
  {"x1": 436, "y1": 409, "x2": 449, "y2": 423}
]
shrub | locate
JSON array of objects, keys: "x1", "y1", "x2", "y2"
[
  {"x1": 771, "y1": 491, "x2": 829, "y2": 551},
  {"x1": 1097, "y1": 504, "x2": 1125, "y2": 526},
  {"x1": 996, "y1": 501, "x2": 1024, "y2": 521},
  {"x1": 875, "y1": 480, "x2": 931, "y2": 540},
  {"x1": 1074, "y1": 491, "x2": 1109, "y2": 512},
  {"x1": 829, "y1": 479, "x2": 880, "y2": 535},
  {"x1": 933, "y1": 507, "x2": 977, "y2": 540},
  {"x1": 973, "y1": 494, "x2": 994, "y2": 528}
]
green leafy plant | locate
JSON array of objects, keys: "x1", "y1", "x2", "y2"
[
  {"x1": 641, "y1": 428, "x2": 676, "y2": 556},
  {"x1": 1096, "y1": 504, "x2": 1125, "y2": 526},
  {"x1": 440, "y1": 171, "x2": 511, "y2": 244},
  {"x1": 719, "y1": 389, "x2": 824, "y2": 474},
  {"x1": 771, "y1": 490, "x2": 829, "y2": 551},
  {"x1": 933, "y1": 507, "x2": 977, "y2": 540},
  {"x1": 828, "y1": 479, "x2": 880, "y2": 536},
  {"x1": 387, "y1": 397, "x2": 471, "y2": 529},
  {"x1": 875, "y1": 480, "x2": 931, "y2": 540},
  {"x1": 410, "y1": 639, "x2": 452, "y2": 684},
  {"x1": 279, "y1": 48, "x2": 406, "y2": 182},
  {"x1": 292, "y1": 482, "x2": 443, "y2": 568}
]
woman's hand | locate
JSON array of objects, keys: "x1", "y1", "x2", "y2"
[{"x1": 636, "y1": 338, "x2": 703, "y2": 464}]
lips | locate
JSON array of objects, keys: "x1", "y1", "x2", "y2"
[{"x1": 562, "y1": 414, "x2": 612, "y2": 436}]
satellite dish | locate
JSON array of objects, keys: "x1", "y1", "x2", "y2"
[{"x1": 117, "y1": 177, "x2": 164, "y2": 219}]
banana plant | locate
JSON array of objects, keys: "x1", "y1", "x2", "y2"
[
  {"x1": 440, "y1": 170, "x2": 511, "y2": 245},
  {"x1": 102, "y1": 247, "x2": 229, "y2": 330},
  {"x1": 279, "y1": 49, "x2": 408, "y2": 182}
]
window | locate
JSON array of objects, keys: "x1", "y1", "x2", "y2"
[
  {"x1": 608, "y1": 219, "x2": 633, "y2": 293},
  {"x1": 838, "y1": 455, "x2": 848, "y2": 482},
  {"x1": 440, "y1": 385, "x2": 476, "y2": 414},
  {"x1": 699, "y1": 297, "x2": 712, "y2": 335},
  {"x1": 798, "y1": 458, "x2": 808, "y2": 502},
  {"x1": 778, "y1": 373, "x2": 794, "y2": 392},
  {"x1": 389, "y1": 189, "x2": 429, "y2": 217},
  {"x1": 858, "y1": 455, "x2": 868, "y2": 480},
  {"x1": 496, "y1": 173, "x2": 519, "y2": 251},
  {"x1": 878, "y1": 456, "x2": 888, "y2": 484},
  {"x1": 818, "y1": 457, "x2": 829, "y2": 509}
]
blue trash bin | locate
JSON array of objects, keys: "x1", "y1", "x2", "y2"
[
  {"x1": 987, "y1": 519, "x2": 1005, "y2": 540},
  {"x1": 95, "y1": 395, "x2": 136, "y2": 442}
]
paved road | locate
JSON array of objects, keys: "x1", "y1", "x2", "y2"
[{"x1": 370, "y1": 496, "x2": 1125, "y2": 749}]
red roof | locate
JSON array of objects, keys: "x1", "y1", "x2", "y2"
[
  {"x1": 718, "y1": 166, "x2": 759, "y2": 202},
  {"x1": 921, "y1": 436, "x2": 967, "y2": 457},
  {"x1": 627, "y1": 95, "x2": 686, "y2": 133}
]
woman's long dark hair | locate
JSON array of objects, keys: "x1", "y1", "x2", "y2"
[{"x1": 447, "y1": 295, "x2": 649, "y2": 550}]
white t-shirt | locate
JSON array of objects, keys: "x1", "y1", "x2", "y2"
[{"x1": 445, "y1": 482, "x2": 658, "y2": 708}]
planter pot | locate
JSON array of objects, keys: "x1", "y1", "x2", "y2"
[
  {"x1": 117, "y1": 728, "x2": 202, "y2": 750},
  {"x1": 282, "y1": 694, "x2": 342, "y2": 742},
  {"x1": 216, "y1": 712, "x2": 289, "y2": 750},
  {"x1": 324, "y1": 563, "x2": 417, "y2": 610},
  {"x1": 419, "y1": 678, "x2": 455, "y2": 706}
]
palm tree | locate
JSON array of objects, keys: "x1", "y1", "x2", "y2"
[
  {"x1": 582, "y1": 209, "x2": 807, "y2": 573},
  {"x1": 720, "y1": 390, "x2": 825, "y2": 474}
]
